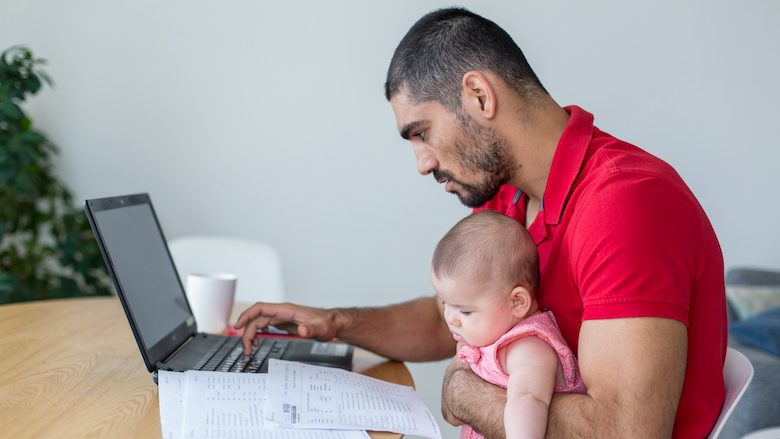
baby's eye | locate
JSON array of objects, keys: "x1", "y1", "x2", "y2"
[{"x1": 460, "y1": 311, "x2": 472, "y2": 316}]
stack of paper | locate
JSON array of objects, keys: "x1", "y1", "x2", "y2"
[{"x1": 159, "y1": 359, "x2": 442, "y2": 439}]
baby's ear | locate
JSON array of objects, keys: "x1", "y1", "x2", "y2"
[{"x1": 509, "y1": 286, "x2": 533, "y2": 319}]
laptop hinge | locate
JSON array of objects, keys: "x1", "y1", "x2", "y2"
[
  {"x1": 161, "y1": 333, "x2": 198, "y2": 365},
  {"x1": 156, "y1": 362, "x2": 174, "y2": 372},
  {"x1": 152, "y1": 362, "x2": 174, "y2": 386}
]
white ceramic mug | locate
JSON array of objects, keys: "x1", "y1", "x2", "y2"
[{"x1": 185, "y1": 273, "x2": 237, "y2": 334}]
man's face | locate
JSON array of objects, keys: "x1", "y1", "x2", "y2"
[{"x1": 391, "y1": 94, "x2": 515, "y2": 208}]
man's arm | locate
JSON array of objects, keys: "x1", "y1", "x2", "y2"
[
  {"x1": 546, "y1": 317, "x2": 687, "y2": 438},
  {"x1": 235, "y1": 296, "x2": 457, "y2": 361},
  {"x1": 442, "y1": 317, "x2": 687, "y2": 439}
]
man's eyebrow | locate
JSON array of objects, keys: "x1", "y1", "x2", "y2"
[{"x1": 400, "y1": 119, "x2": 427, "y2": 140}]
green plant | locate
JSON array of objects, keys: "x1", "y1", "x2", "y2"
[{"x1": 0, "y1": 45, "x2": 112, "y2": 304}]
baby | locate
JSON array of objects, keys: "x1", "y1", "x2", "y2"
[{"x1": 431, "y1": 211, "x2": 586, "y2": 439}]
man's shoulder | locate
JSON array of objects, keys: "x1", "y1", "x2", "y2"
[
  {"x1": 558, "y1": 129, "x2": 717, "y2": 263},
  {"x1": 587, "y1": 130, "x2": 686, "y2": 188},
  {"x1": 577, "y1": 130, "x2": 701, "y2": 211}
]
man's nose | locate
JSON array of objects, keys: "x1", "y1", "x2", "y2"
[{"x1": 413, "y1": 144, "x2": 438, "y2": 176}]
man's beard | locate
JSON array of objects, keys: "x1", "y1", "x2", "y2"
[{"x1": 433, "y1": 109, "x2": 515, "y2": 209}]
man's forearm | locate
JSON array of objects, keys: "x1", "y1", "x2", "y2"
[
  {"x1": 442, "y1": 359, "x2": 507, "y2": 439},
  {"x1": 332, "y1": 296, "x2": 457, "y2": 362},
  {"x1": 443, "y1": 370, "x2": 668, "y2": 439},
  {"x1": 442, "y1": 369, "x2": 611, "y2": 439},
  {"x1": 441, "y1": 319, "x2": 686, "y2": 439},
  {"x1": 545, "y1": 393, "x2": 601, "y2": 438}
]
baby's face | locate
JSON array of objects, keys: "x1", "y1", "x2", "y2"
[{"x1": 432, "y1": 273, "x2": 520, "y2": 347}]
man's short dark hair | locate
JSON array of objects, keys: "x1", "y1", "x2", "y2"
[{"x1": 385, "y1": 7, "x2": 546, "y2": 111}]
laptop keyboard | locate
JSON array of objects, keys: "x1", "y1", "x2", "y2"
[{"x1": 194, "y1": 337, "x2": 289, "y2": 373}]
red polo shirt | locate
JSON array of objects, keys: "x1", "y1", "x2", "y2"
[{"x1": 475, "y1": 106, "x2": 727, "y2": 438}]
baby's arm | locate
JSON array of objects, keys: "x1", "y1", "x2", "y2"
[{"x1": 502, "y1": 335, "x2": 560, "y2": 439}]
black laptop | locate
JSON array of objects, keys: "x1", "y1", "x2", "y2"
[{"x1": 84, "y1": 193, "x2": 353, "y2": 383}]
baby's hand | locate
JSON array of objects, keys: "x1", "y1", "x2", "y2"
[{"x1": 455, "y1": 340, "x2": 470, "y2": 364}]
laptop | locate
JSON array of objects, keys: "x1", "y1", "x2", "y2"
[{"x1": 84, "y1": 193, "x2": 353, "y2": 383}]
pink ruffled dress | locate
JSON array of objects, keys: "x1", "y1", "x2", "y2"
[{"x1": 457, "y1": 310, "x2": 587, "y2": 439}]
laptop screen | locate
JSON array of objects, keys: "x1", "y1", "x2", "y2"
[
  {"x1": 92, "y1": 202, "x2": 192, "y2": 348},
  {"x1": 85, "y1": 194, "x2": 196, "y2": 372}
]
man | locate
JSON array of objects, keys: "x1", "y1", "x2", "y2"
[{"x1": 236, "y1": 8, "x2": 727, "y2": 438}]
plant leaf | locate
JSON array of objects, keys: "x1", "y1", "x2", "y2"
[
  {"x1": 22, "y1": 74, "x2": 41, "y2": 95},
  {"x1": 0, "y1": 44, "x2": 111, "y2": 305},
  {"x1": 2, "y1": 101, "x2": 21, "y2": 119},
  {"x1": 20, "y1": 131, "x2": 45, "y2": 145}
]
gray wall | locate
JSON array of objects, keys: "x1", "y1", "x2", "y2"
[{"x1": 3, "y1": 1, "x2": 779, "y2": 438}]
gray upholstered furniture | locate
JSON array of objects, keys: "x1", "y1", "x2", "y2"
[{"x1": 720, "y1": 269, "x2": 780, "y2": 439}]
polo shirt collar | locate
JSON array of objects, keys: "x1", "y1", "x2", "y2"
[{"x1": 542, "y1": 105, "x2": 594, "y2": 225}]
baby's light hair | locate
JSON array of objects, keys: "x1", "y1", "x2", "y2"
[{"x1": 432, "y1": 211, "x2": 540, "y2": 293}]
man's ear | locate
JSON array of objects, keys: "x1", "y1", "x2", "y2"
[
  {"x1": 461, "y1": 71, "x2": 497, "y2": 119},
  {"x1": 509, "y1": 285, "x2": 533, "y2": 319}
]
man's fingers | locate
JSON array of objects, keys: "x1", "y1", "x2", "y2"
[
  {"x1": 241, "y1": 320, "x2": 259, "y2": 355},
  {"x1": 240, "y1": 315, "x2": 272, "y2": 355},
  {"x1": 235, "y1": 302, "x2": 268, "y2": 329},
  {"x1": 236, "y1": 302, "x2": 336, "y2": 352},
  {"x1": 297, "y1": 319, "x2": 337, "y2": 341},
  {"x1": 236, "y1": 302, "x2": 290, "y2": 330},
  {"x1": 441, "y1": 356, "x2": 471, "y2": 426},
  {"x1": 297, "y1": 322, "x2": 329, "y2": 340},
  {"x1": 441, "y1": 366, "x2": 464, "y2": 427},
  {"x1": 272, "y1": 322, "x2": 300, "y2": 335},
  {"x1": 441, "y1": 409, "x2": 464, "y2": 426}
]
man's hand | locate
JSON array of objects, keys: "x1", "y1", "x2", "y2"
[
  {"x1": 236, "y1": 296, "x2": 456, "y2": 362},
  {"x1": 442, "y1": 344, "x2": 507, "y2": 438},
  {"x1": 235, "y1": 302, "x2": 340, "y2": 355},
  {"x1": 441, "y1": 343, "x2": 469, "y2": 427}
]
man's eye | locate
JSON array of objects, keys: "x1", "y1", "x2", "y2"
[{"x1": 415, "y1": 131, "x2": 425, "y2": 141}]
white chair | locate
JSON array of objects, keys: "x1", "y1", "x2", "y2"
[
  {"x1": 168, "y1": 235, "x2": 285, "y2": 305},
  {"x1": 707, "y1": 348, "x2": 755, "y2": 439}
]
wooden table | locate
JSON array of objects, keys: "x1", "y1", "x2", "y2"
[{"x1": 0, "y1": 297, "x2": 414, "y2": 439}]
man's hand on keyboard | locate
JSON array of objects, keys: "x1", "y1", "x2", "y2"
[{"x1": 235, "y1": 302, "x2": 340, "y2": 356}]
